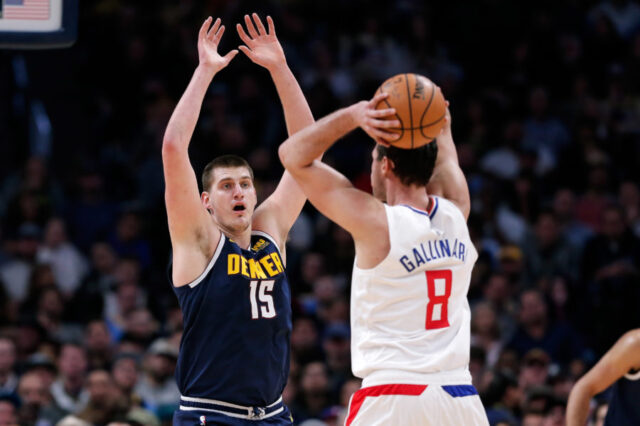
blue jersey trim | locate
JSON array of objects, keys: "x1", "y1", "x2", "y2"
[
  {"x1": 429, "y1": 197, "x2": 439, "y2": 219},
  {"x1": 400, "y1": 196, "x2": 438, "y2": 219},
  {"x1": 441, "y1": 385, "x2": 478, "y2": 398}
]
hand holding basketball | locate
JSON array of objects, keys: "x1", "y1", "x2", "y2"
[
  {"x1": 374, "y1": 73, "x2": 447, "y2": 149},
  {"x1": 237, "y1": 14, "x2": 286, "y2": 70},
  {"x1": 351, "y1": 93, "x2": 401, "y2": 145},
  {"x1": 198, "y1": 17, "x2": 238, "y2": 72}
]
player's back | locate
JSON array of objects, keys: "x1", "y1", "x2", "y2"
[
  {"x1": 604, "y1": 370, "x2": 640, "y2": 426},
  {"x1": 351, "y1": 196, "x2": 477, "y2": 385}
]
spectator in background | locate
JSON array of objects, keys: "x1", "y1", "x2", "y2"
[
  {"x1": 471, "y1": 302, "x2": 504, "y2": 368},
  {"x1": 291, "y1": 361, "x2": 330, "y2": 423},
  {"x1": 322, "y1": 323, "x2": 351, "y2": 399},
  {"x1": 85, "y1": 320, "x2": 113, "y2": 370},
  {"x1": 16, "y1": 370, "x2": 66, "y2": 426},
  {"x1": 507, "y1": 289, "x2": 584, "y2": 365},
  {"x1": 65, "y1": 170, "x2": 119, "y2": 252},
  {"x1": 108, "y1": 211, "x2": 151, "y2": 269},
  {"x1": 69, "y1": 242, "x2": 118, "y2": 323},
  {"x1": 36, "y1": 217, "x2": 88, "y2": 298},
  {"x1": 73, "y1": 369, "x2": 129, "y2": 425},
  {"x1": 23, "y1": 352, "x2": 58, "y2": 389},
  {"x1": 575, "y1": 165, "x2": 613, "y2": 232},
  {"x1": 50, "y1": 342, "x2": 89, "y2": 413},
  {"x1": 521, "y1": 87, "x2": 570, "y2": 173},
  {"x1": 521, "y1": 210, "x2": 579, "y2": 285},
  {"x1": 0, "y1": 223, "x2": 41, "y2": 304},
  {"x1": 111, "y1": 353, "x2": 142, "y2": 406},
  {"x1": 35, "y1": 287, "x2": 83, "y2": 343},
  {"x1": 134, "y1": 338, "x2": 179, "y2": 421},
  {"x1": 0, "y1": 395, "x2": 19, "y2": 426},
  {"x1": 291, "y1": 317, "x2": 323, "y2": 365},
  {"x1": 552, "y1": 188, "x2": 593, "y2": 251},
  {"x1": 581, "y1": 204, "x2": 640, "y2": 353}
]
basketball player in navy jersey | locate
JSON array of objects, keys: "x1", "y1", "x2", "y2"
[
  {"x1": 567, "y1": 328, "x2": 640, "y2": 426},
  {"x1": 162, "y1": 14, "x2": 313, "y2": 425}
]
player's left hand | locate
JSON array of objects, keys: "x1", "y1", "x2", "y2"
[{"x1": 237, "y1": 14, "x2": 286, "y2": 70}]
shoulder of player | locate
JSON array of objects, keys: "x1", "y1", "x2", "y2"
[
  {"x1": 249, "y1": 229, "x2": 282, "y2": 253},
  {"x1": 618, "y1": 329, "x2": 640, "y2": 357}
]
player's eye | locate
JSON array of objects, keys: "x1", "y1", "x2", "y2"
[
  {"x1": 223, "y1": 183, "x2": 231, "y2": 189},
  {"x1": 241, "y1": 182, "x2": 249, "y2": 188}
]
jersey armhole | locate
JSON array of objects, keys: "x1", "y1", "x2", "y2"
[{"x1": 173, "y1": 233, "x2": 226, "y2": 290}]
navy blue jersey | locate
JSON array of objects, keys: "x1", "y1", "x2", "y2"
[
  {"x1": 604, "y1": 370, "x2": 640, "y2": 426},
  {"x1": 170, "y1": 231, "x2": 291, "y2": 406}
]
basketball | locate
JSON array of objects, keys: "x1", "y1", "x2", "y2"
[{"x1": 375, "y1": 73, "x2": 447, "y2": 149}]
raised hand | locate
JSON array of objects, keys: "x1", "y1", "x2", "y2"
[
  {"x1": 198, "y1": 17, "x2": 238, "y2": 72},
  {"x1": 236, "y1": 14, "x2": 286, "y2": 70},
  {"x1": 352, "y1": 93, "x2": 400, "y2": 145}
]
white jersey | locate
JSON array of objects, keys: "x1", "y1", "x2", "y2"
[{"x1": 351, "y1": 196, "x2": 478, "y2": 385}]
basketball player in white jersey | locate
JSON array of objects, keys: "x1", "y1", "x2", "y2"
[{"x1": 278, "y1": 95, "x2": 489, "y2": 425}]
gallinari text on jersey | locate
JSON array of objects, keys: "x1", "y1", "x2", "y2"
[{"x1": 399, "y1": 237, "x2": 468, "y2": 272}]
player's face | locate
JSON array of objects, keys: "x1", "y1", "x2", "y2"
[
  {"x1": 205, "y1": 166, "x2": 257, "y2": 234},
  {"x1": 370, "y1": 146, "x2": 386, "y2": 201}
]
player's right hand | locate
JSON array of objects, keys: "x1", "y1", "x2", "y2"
[
  {"x1": 352, "y1": 93, "x2": 400, "y2": 145},
  {"x1": 198, "y1": 17, "x2": 238, "y2": 72}
]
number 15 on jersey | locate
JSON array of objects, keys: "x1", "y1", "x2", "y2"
[{"x1": 249, "y1": 280, "x2": 276, "y2": 319}]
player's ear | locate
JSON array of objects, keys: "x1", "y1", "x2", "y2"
[
  {"x1": 381, "y1": 156, "x2": 395, "y2": 176},
  {"x1": 201, "y1": 192, "x2": 213, "y2": 214}
]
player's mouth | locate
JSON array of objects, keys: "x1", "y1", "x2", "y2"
[{"x1": 232, "y1": 203, "x2": 246, "y2": 214}]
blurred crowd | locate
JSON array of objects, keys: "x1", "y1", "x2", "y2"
[{"x1": 1, "y1": 0, "x2": 640, "y2": 425}]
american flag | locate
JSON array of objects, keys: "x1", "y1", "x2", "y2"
[{"x1": 2, "y1": 0, "x2": 50, "y2": 20}]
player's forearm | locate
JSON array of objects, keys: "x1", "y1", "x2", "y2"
[
  {"x1": 279, "y1": 106, "x2": 357, "y2": 170},
  {"x1": 566, "y1": 381, "x2": 594, "y2": 426},
  {"x1": 163, "y1": 65, "x2": 216, "y2": 152},
  {"x1": 269, "y1": 63, "x2": 314, "y2": 135},
  {"x1": 426, "y1": 129, "x2": 471, "y2": 218}
]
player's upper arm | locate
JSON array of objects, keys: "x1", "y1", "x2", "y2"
[
  {"x1": 575, "y1": 329, "x2": 640, "y2": 396},
  {"x1": 426, "y1": 158, "x2": 470, "y2": 220},
  {"x1": 252, "y1": 171, "x2": 306, "y2": 251},
  {"x1": 285, "y1": 159, "x2": 387, "y2": 247},
  {"x1": 162, "y1": 142, "x2": 217, "y2": 247}
]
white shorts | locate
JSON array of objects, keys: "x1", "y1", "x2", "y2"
[{"x1": 345, "y1": 383, "x2": 489, "y2": 426}]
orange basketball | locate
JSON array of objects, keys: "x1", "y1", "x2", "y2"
[{"x1": 375, "y1": 73, "x2": 447, "y2": 149}]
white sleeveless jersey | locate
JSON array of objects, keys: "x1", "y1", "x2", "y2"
[{"x1": 351, "y1": 196, "x2": 478, "y2": 383}]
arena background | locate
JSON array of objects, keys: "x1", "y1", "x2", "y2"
[{"x1": 1, "y1": 0, "x2": 640, "y2": 425}]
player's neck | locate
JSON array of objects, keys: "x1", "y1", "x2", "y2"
[
  {"x1": 385, "y1": 182, "x2": 430, "y2": 210},
  {"x1": 219, "y1": 225, "x2": 253, "y2": 250}
]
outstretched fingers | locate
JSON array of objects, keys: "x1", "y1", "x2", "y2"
[
  {"x1": 244, "y1": 14, "x2": 259, "y2": 38},
  {"x1": 252, "y1": 13, "x2": 267, "y2": 35},
  {"x1": 266, "y1": 16, "x2": 276, "y2": 36},
  {"x1": 236, "y1": 23, "x2": 253, "y2": 46},
  {"x1": 199, "y1": 17, "x2": 213, "y2": 40},
  {"x1": 206, "y1": 17, "x2": 221, "y2": 40},
  {"x1": 211, "y1": 25, "x2": 225, "y2": 44}
]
